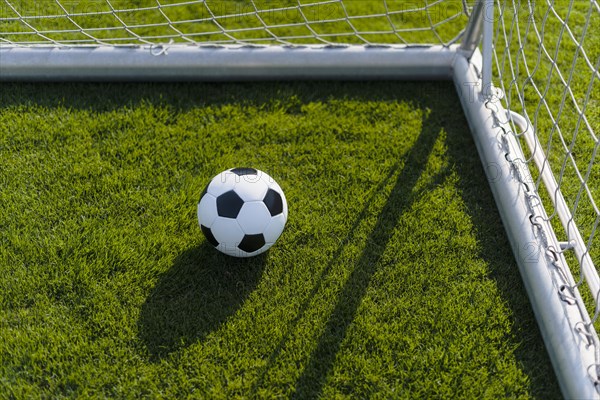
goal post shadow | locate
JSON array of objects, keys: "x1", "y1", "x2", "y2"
[
  {"x1": 443, "y1": 106, "x2": 561, "y2": 398},
  {"x1": 290, "y1": 102, "x2": 447, "y2": 399}
]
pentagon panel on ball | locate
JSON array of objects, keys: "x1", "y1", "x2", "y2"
[{"x1": 197, "y1": 168, "x2": 288, "y2": 258}]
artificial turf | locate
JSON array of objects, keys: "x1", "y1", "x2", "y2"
[{"x1": 0, "y1": 81, "x2": 561, "y2": 398}]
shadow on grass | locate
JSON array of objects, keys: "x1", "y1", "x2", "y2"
[
  {"x1": 276, "y1": 91, "x2": 559, "y2": 398},
  {"x1": 250, "y1": 159, "x2": 402, "y2": 396},
  {"x1": 138, "y1": 242, "x2": 266, "y2": 360},
  {"x1": 0, "y1": 81, "x2": 452, "y2": 112},
  {"x1": 3, "y1": 80, "x2": 560, "y2": 395},
  {"x1": 291, "y1": 106, "x2": 444, "y2": 399},
  {"x1": 444, "y1": 118, "x2": 562, "y2": 398}
]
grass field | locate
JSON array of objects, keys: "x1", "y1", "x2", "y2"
[
  {"x1": 0, "y1": 81, "x2": 561, "y2": 398},
  {"x1": 1, "y1": 0, "x2": 598, "y2": 398}
]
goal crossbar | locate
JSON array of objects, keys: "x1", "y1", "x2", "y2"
[{"x1": 0, "y1": 45, "x2": 457, "y2": 81}]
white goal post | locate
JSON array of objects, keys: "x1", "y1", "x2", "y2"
[{"x1": 1, "y1": 0, "x2": 598, "y2": 398}]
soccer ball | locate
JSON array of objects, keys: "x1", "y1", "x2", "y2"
[{"x1": 197, "y1": 167, "x2": 288, "y2": 257}]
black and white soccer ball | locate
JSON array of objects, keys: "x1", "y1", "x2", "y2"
[{"x1": 197, "y1": 168, "x2": 288, "y2": 258}]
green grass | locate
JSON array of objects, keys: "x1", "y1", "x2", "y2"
[
  {"x1": 1, "y1": 0, "x2": 598, "y2": 398},
  {"x1": 0, "y1": 81, "x2": 561, "y2": 398}
]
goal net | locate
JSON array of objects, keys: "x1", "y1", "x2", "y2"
[
  {"x1": 0, "y1": 0, "x2": 470, "y2": 46},
  {"x1": 1, "y1": 0, "x2": 598, "y2": 398}
]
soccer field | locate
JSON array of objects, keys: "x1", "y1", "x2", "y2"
[
  {"x1": 1, "y1": 0, "x2": 598, "y2": 398},
  {"x1": 0, "y1": 81, "x2": 560, "y2": 398}
]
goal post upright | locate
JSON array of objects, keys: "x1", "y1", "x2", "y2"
[
  {"x1": 453, "y1": 47, "x2": 600, "y2": 400},
  {"x1": 1, "y1": 0, "x2": 599, "y2": 397},
  {"x1": 453, "y1": 2, "x2": 600, "y2": 396}
]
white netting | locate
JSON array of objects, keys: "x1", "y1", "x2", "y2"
[
  {"x1": 493, "y1": 0, "x2": 599, "y2": 324},
  {"x1": 0, "y1": 0, "x2": 472, "y2": 46}
]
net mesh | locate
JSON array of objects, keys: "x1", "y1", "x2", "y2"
[
  {"x1": 492, "y1": 0, "x2": 599, "y2": 325},
  {"x1": 0, "y1": 0, "x2": 471, "y2": 46}
]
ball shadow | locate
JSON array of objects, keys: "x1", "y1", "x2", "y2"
[{"x1": 138, "y1": 242, "x2": 267, "y2": 360}]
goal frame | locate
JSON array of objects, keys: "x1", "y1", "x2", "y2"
[{"x1": 1, "y1": 0, "x2": 598, "y2": 398}]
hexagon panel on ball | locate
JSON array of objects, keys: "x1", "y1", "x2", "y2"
[{"x1": 197, "y1": 167, "x2": 288, "y2": 258}]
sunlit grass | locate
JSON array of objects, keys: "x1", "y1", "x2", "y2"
[
  {"x1": 0, "y1": 81, "x2": 561, "y2": 398},
  {"x1": 1, "y1": 0, "x2": 597, "y2": 398}
]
